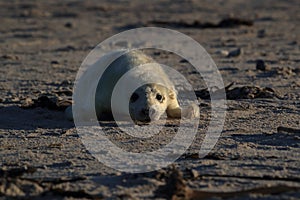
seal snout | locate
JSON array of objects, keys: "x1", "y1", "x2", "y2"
[
  {"x1": 138, "y1": 106, "x2": 158, "y2": 122},
  {"x1": 141, "y1": 108, "x2": 149, "y2": 116}
]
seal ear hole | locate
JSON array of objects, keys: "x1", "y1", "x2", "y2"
[{"x1": 130, "y1": 92, "x2": 139, "y2": 103}]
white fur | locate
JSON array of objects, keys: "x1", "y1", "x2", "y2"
[{"x1": 66, "y1": 50, "x2": 199, "y2": 122}]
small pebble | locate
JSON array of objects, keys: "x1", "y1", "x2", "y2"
[
  {"x1": 257, "y1": 29, "x2": 266, "y2": 38},
  {"x1": 256, "y1": 59, "x2": 271, "y2": 71},
  {"x1": 65, "y1": 22, "x2": 73, "y2": 28},
  {"x1": 227, "y1": 48, "x2": 242, "y2": 57},
  {"x1": 51, "y1": 60, "x2": 59, "y2": 65},
  {"x1": 190, "y1": 169, "x2": 199, "y2": 178},
  {"x1": 216, "y1": 50, "x2": 229, "y2": 57}
]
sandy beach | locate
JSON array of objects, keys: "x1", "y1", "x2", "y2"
[{"x1": 0, "y1": 0, "x2": 299, "y2": 199}]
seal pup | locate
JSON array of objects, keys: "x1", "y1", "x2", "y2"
[{"x1": 66, "y1": 50, "x2": 199, "y2": 122}]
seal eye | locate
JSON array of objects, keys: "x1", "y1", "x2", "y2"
[
  {"x1": 130, "y1": 93, "x2": 139, "y2": 103},
  {"x1": 156, "y1": 94, "x2": 163, "y2": 102}
]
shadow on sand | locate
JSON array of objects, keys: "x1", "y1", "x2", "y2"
[{"x1": 0, "y1": 106, "x2": 74, "y2": 130}]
